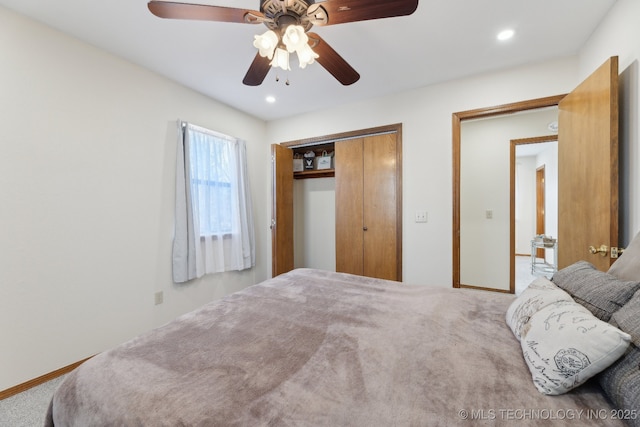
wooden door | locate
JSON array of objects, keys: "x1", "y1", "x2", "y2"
[
  {"x1": 335, "y1": 138, "x2": 365, "y2": 276},
  {"x1": 335, "y1": 133, "x2": 401, "y2": 281},
  {"x1": 271, "y1": 144, "x2": 294, "y2": 277},
  {"x1": 558, "y1": 56, "x2": 618, "y2": 271},
  {"x1": 363, "y1": 134, "x2": 399, "y2": 281}
]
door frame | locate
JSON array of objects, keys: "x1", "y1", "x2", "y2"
[{"x1": 452, "y1": 94, "x2": 566, "y2": 290}]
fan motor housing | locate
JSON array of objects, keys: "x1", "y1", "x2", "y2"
[{"x1": 261, "y1": 0, "x2": 317, "y2": 31}]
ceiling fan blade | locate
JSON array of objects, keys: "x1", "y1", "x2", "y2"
[
  {"x1": 311, "y1": 0, "x2": 418, "y2": 26},
  {"x1": 307, "y1": 33, "x2": 359, "y2": 85},
  {"x1": 243, "y1": 53, "x2": 271, "y2": 86},
  {"x1": 148, "y1": 1, "x2": 264, "y2": 24}
]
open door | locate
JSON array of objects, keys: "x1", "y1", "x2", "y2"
[
  {"x1": 271, "y1": 144, "x2": 294, "y2": 277},
  {"x1": 558, "y1": 56, "x2": 619, "y2": 271}
]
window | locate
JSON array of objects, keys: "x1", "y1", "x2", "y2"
[
  {"x1": 173, "y1": 121, "x2": 255, "y2": 282},
  {"x1": 189, "y1": 133, "x2": 233, "y2": 236}
]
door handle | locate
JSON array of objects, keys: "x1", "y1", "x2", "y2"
[{"x1": 588, "y1": 245, "x2": 608, "y2": 257}]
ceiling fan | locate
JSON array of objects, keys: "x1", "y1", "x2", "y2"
[{"x1": 147, "y1": 0, "x2": 419, "y2": 86}]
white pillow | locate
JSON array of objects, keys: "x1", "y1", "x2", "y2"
[
  {"x1": 521, "y1": 300, "x2": 631, "y2": 395},
  {"x1": 506, "y1": 277, "x2": 573, "y2": 341}
]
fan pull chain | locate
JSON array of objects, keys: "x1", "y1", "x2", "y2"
[{"x1": 275, "y1": 74, "x2": 291, "y2": 86}]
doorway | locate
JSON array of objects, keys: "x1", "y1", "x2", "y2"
[
  {"x1": 511, "y1": 137, "x2": 558, "y2": 295},
  {"x1": 454, "y1": 99, "x2": 563, "y2": 293},
  {"x1": 454, "y1": 57, "x2": 620, "y2": 292},
  {"x1": 536, "y1": 166, "x2": 546, "y2": 259}
]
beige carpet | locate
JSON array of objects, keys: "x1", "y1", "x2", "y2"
[{"x1": 0, "y1": 375, "x2": 66, "y2": 427}]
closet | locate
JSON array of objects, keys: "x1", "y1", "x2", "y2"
[
  {"x1": 335, "y1": 133, "x2": 400, "y2": 280},
  {"x1": 271, "y1": 124, "x2": 402, "y2": 281}
]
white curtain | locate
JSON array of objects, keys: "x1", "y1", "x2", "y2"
[{"x1": 173, "y1": 121, "x2": 255, "y2": 283}]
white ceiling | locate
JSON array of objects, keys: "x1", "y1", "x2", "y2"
[{"x1": 0, "y1": 0, "x2": 617, "y2": 121}]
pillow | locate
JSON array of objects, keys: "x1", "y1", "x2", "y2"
[
  {"x1": 608, "y1": 230, "x2": 640, "y2": 282},
  {"x1": 520, "y1": 300, "x2": 631, "y2": 395},
  {"x1": 505, "y1": 277, "x2": 573, "y2": 341},
  {"x1": 611, "y1": 290, "x2": 640, "y2": 346},
  {"x1": 551, "y1": 261, "x2": 640, "y2": 321},
  {"x1": 599, "y1": 290, "x2": 640, "y2": 426},
  {"x1": 598, "y1": 346, "x2": 640, "y2": 427}
]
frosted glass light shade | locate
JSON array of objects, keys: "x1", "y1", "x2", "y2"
[
  {"x1": 253, "y1": 30, "x2": 278, "y2": 59},
  {"x1": 282, "y1": 25, "x2": 308, "y2": 52},
  {"x1": 270, "y1": 47, "x2": 291, "y2": 71},
  {"x1": 296, "y1": 43, "x2": 319, "y2": 69}
]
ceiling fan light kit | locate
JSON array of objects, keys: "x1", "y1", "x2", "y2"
[
  {"x1": 254, "y1": 23, "x2": 319, "y2": 71},
  {"x1": 147, "y1": 0, "x2": 419, "y2": 86}
]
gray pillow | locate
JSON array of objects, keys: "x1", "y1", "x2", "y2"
[
  {"x1": 612, "y1": 289, "x2": 640, "y2": 346},
  {"x1": 609, "y1": 231, "x2": 640, "y2": 282},
  {"x1": 551, "y1": 261, "x2": 640, "y2": 321},
  {"x1": 598, "y1": 345, "x2": 640, "y2": 427},
  {"x1": 598, "y1": 290, "x2": 640, "y2": 427}
]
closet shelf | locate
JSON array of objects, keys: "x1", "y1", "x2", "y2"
[{"x1": 294, "y1": 169, "x2": 335, "y2": 179}]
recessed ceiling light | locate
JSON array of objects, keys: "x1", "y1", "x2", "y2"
[
  {"x1": 266, "y1": 95, "x2": 276, "y2": 103},
  {"x1": 497, "y1": 29, "x2": 515, "y2": 41}
]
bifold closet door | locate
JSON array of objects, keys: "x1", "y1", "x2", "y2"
[
  {"x1": 335, "y1": 133, "x2": 399, "y2": 281},
  {"x1": 363, "y1": 133, "x2": 398, "y2": 281},
  {"x1": 271, "y1": 144, "x2": 294, "y2": 277},
  {"x1": 335, "y1": 138, "x2": 365, "y2": 275}
]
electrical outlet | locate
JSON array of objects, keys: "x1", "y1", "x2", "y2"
[
  {"x1": 415, "y1": 211, "x2": 428, "y2": 223},
  {"x1": 154, "y1": 291, "x2": 164, "y2": 305},
  {"x1": 486, "y1": 210, "x2": 493, "y2": 219}
]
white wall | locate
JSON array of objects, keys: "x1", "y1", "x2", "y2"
[
  {"x1": 293, "y1": 178, "x2": 336, "y2": 271},
  {"x1": 515, "y1": 156, "x2": 537, "y2": 255},
  {"x1": 0, "y1": 7, "x2": 269, "y2": 391},
  {"x1": 267, "y1": 57, "x2": 579, "y2": 286},
  {"x1": 579, "y1": 0, "x2": 640, "y2": 246}
]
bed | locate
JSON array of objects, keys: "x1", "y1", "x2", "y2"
[{"x1": 45, "y1": 248, "x2": 640, "y2": 426}]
